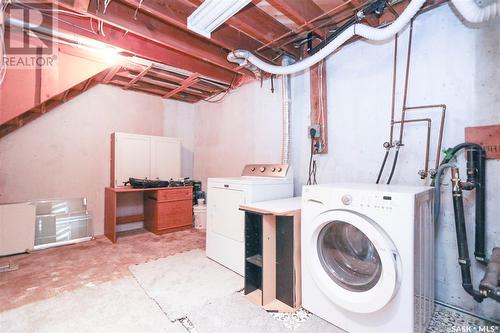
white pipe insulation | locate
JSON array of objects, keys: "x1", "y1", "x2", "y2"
[{"x1": 228, "y1": 0, "x2": 500, "y2": 75}]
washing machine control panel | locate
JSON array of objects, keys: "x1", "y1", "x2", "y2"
[{"x1": 341, "y1": 193, "x2": 393, "y2": 211}]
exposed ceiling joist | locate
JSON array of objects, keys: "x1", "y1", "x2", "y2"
[
  {"x1": 187, "y1": 0, "x2": 299, "y2": 58},
  {"x1": 163, "y1": 73, "x2": 200, "y2": 99},
  {"x1": 34, "y1": 6, "x2": 237, "y2": 84},
  {"x1": 123, "y1": 64, "x2": 152, "y2": 89},
  {"x1": 85, "y1": 0, "x2": 249, "y2": 76},
  {"x1": 265, "y1": 0, "x2": 327, "y2": 38}
]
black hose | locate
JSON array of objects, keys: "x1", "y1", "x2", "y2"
[
  {"x1": 433, "y1": 162, "x2": 455, "y2": 225},
  {"x1": 386, "y1": 149, "x2": 399, "y2": 185},
  {"x1": 451, "y1": 167, "x2": 485, "y2": 303},
  {"x1": 376, "y1": 150, "x2": 390, "y2": 184}
]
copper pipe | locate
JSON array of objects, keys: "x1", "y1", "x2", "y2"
[
  {"x1": 389, "y1": 34, "x2": 398, "y2": 145},
  {"x1": 393, "y1": 118, "x2": 432, "y2": 178},
  {"x1": 397, "y1": 18, "x2": 414, "y2": 146},
  {"x1": 404, "y1": 104, "x2": 447, "y2": 171}
]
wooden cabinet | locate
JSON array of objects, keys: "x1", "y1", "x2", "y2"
[
  {"x1": 111, "y1": 133, "x2": 181, "y2": 187},
  {"x1": 144, "y1": 187, "x2": 193, "y2": 234},
  {"x1": 240, "y1": 197, "x2": 302, "y2": 312}
]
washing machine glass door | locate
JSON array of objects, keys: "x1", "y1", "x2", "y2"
[{"x1": 310, "y1": 209, "x2": 401, "y2": 313}]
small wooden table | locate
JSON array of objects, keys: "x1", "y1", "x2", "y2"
[
  {"x1": 104, "y1": 186, "x2": 192, "y2": 243},
  {"x1": 239, "y1": 197, "x2": 302, "y2": 312}
]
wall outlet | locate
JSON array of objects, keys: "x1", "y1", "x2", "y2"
[{"x1": 308, "y1": 124, "x2": 321, "y2": 138}]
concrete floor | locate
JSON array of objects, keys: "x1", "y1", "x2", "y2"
[
  {"x1": 0, "y1": 229, "x2": 205, "y2": 312},
  {"x1": 1, "y1": 228, "x2": 497, "y2": 333}
]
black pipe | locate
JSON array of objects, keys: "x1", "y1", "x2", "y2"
[
  {"x1": 386, "y1": 149, "x2": 399, "y2": 185},
  {"x1": 376, "y1": 150, "x2": 390, "y2": 184},
  {"x1": 436, "y1": 143, "x2": 487, "y2": 264},
  {"x1": 309, "y1": 16, "x2": 357, "y2": 55},
  {"x1": 451, "y1": 167, "x2": 485, "y2": 303},
  {"x1": 472, "y1": 147, "x2": 487, "y2": 264}
]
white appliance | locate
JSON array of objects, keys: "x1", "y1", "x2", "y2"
[
  {"x1": 302, "y1": 183, "x2": 434, "y2": 333},
  {"x1": 206, "y1": 164, "x2": 293, "y2": 275}
]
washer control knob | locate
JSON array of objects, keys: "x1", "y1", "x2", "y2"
[
  {"x1": 277, "y1": 167, "x2": 282, "y2": 172},
  {"x1": 341, "y1": 194, "x2": 352, "y2": 206},
  {"x1": 259, "y1": 167, "x2": 266, "y2": 172},
  {"x1": 271, "y1": 167, "x2": 276, "y2": 172},
  {"x1": 250, "y1": 167, "x2": 256, "y2": 172}
]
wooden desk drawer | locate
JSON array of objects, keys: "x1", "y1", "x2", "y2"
[
  {"x1": 154, "y1": 188, "x2": 192, "y2": 202},
  {"x1": 157, "y1": 200, "x2": 192, "y2": 230}
]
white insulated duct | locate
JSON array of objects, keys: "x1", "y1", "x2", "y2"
[
  {"x1": 228, "y1": 0, "x2": 500, "y2": 75},
  {"x1": 451, "y1": 0, "x2": 500, "y2": 23}
]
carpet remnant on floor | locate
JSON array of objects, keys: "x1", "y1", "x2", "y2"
[
  {"x1": 129, "y1": 249, "x2": 244, "y2": 321},
  {"x1": 0, "y1": 278, "x2": 186, "y2": 333},
  {"x1": 0, "y1": 229, "x2": 205, "y2": 312}
]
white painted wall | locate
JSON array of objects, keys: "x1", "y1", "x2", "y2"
[
  {"x1": 191, "y1": 79, "x2": 283, "y2": 187},
  {"x1": 289, "y1": 4, "x2": 499, "y2": 319},
  {"x1": 163, "y1": 99, "x2": 195, "y2": 178},
  {"x1": 0, "y1": 85, "x2": 165, "y2": 235}
]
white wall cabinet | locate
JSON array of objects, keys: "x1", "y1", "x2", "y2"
[{"x1": 111, "y1": 133, "x2": 181, "y2": 187}]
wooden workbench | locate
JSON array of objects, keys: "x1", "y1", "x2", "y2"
[
  {"x1": 104, "y1": 186, "x2": 192, "y2": 243},
  {"x1": 240, "y1": 196, "x2": 302, "y2": 312}
]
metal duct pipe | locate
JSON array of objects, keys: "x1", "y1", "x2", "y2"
[
  {"x1": 227, "y1": 0, "x2": 500, "y2": 75},
  {"x1": 281, "y1": 55, "x2": 293, "y2": 165}
]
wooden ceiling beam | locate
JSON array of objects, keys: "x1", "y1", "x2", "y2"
[
  {"x1": 123, "y1": 64, "x2": 152, "y2": 89},
  {"x1": 84, "y1": 0, "x2": 247, "y2": 75},
  {"x1": 102, "y1": 66, "x2": 121, "y2": 84},
  {"x1": 265, "y1": 0, "x2": 327, "y2": 38},
  {"x1": 38, "y1": 8, "x2": 238, "y2": 84},
  {"x1": 115, "y1": 71, "x2": 211, "y2": 98},
  {"x1": 187, "y1": 0, "x2": 299, "y2": 58},
  {"x1": 163, "y1": 73, "x2": 200, "y2": 99},
  {"x1": 116, "y1": 0, "x2": 286, "y2": 61}
]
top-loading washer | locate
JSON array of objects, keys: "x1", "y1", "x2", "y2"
[
  {"x1": 206, "y1": 164, "x2": 293, "y2": 275},
  {"x1": 302, "y1": 183, "x2": 434, "y2": 333}
]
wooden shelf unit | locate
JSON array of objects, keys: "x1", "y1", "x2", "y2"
[{"x1": 240, "y1": 197, "x2": 302, "y2": 312}]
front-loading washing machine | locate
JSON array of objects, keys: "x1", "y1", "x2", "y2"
[{"x1": 302, "y1": 183, "x2": 434, "y2": 333}]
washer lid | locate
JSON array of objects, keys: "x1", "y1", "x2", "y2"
[{"x1": 308, "y1": 209, "x2": 402, "y2": 313}]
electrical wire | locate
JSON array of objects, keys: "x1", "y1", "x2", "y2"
[
  {"x1": 307, "y1": 139, "x2": 315, "y2": 185},
  {"x1": 203, "y1": 75, "x2": 236, "y2": 103}
]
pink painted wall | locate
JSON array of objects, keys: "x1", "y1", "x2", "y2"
[
  {"x1": 0, "y1": 39, "x2": 110, "y2": 124},
  {"x1": 0, "y1": 84, "x2": 164, "y2": 234}
]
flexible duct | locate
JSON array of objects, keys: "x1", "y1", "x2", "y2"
[
  {"x1": 228, "y1": 0, "x2": 500, "y2": 75},
  {"x1": 451, "y1": 0, "x2": 500, "y2": 23}
]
